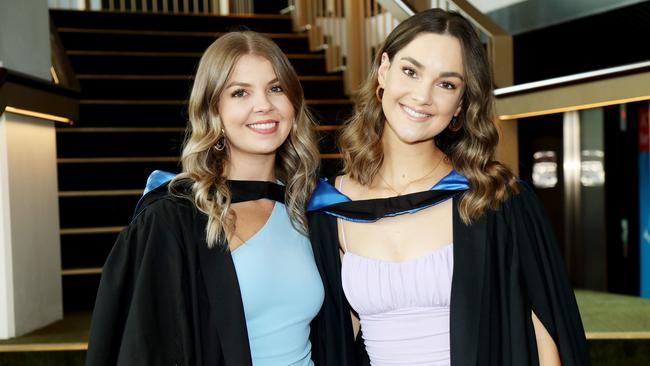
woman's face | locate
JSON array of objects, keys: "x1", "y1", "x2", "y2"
[
  {"x1": 218, "y1": 54, "x2": 295, "y2": 158},
  {"x1": 378, "y1": 32, "x2": 465, "y2": 145}
]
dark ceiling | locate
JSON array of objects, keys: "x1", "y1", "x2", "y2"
[{"x1": 513, "y1": 1, "x2": 650, "y2": 83}]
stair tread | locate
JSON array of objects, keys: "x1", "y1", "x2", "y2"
[{"x1": 0, "y1": 311, "x2": 91, "y2": 349}]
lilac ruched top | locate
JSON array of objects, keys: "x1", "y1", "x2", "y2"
[
  {"x1": 337, "y1": 176, "x2": 454, "y2": 365},
  {"x1": 342, "y1": 244, "x2": 453, "y2": 365}
]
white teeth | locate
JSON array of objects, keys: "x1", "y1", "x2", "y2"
[
  {"x1": 248, "y1": 122, "x2": 277, "y2": 130},
  {"x1": 402, "y1": 105, "x2": 430, "y2": 119}
]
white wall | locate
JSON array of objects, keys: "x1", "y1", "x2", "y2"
[
  {"x1": 0, "y1": 0, "x2": 51, "y2": 80},
  {"x1": 0, "y1": 113, "x2": 63, "y2": 339},
  {"x1": 0, "y1": 114, "x2": 16, "y2": 339}
]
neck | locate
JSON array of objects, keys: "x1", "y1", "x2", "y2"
[
  {"x1": 225, "y1": 151, "x2": 277, "y2": 182},
  {"x1": 379, "y1": 128, "x2": 442, "y2": 187}
]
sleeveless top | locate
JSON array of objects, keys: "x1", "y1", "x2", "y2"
[
  {"x1": 232, "y1": 202, "x2": 324, "y2": 366},
  {"x1": 338, "y1": 177, "x2": 454, "y2": 365}
]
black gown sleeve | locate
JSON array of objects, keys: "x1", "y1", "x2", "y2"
[
  {"x1": 85, "y1": 199, "x2": 195, "y2": 366},
  {"x1": 308, "y1": 210, "x2": 361, "y2": 366},
  {"x1": 509, "y1": 187, "x2": 591, "y2": 365}
]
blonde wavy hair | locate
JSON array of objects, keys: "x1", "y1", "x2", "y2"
[
  {"x1": 171, "y1": 31, "x2": 320, "y2": 248},
  {"x1": 340, "y1": 9, "x2": 518, "y2": 224}
]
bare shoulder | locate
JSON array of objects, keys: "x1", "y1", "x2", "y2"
[{"x1": 335, "y1": 174, "x2": 368, "y2": 200}]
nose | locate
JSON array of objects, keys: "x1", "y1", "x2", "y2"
[
  {"x1": 253, "y1": 92, "x2": 274, "y2": 113},
  {"x1": 410, "y1": 82, "x2": 433, "y2": 105}
]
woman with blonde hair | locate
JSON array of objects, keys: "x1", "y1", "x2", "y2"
[
  {"x1": 308, "y1": 9, "x2": 590, "y2": 365},
  {"x1": 86, "y1": 31, "x2": 325, "y2": 365}
]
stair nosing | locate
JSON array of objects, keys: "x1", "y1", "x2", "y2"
[
  {"x1": 62, "y1": 267, "x2": 102, "y2": 276},
  {"x1": 0, "y1": 342, "x2": 88, "y2": 352},
  {"x1": 60, "y1": 226, "x2": 125, "y2": 235},
  {"x1": 321, "y1": 153, "x2": 342, "y2": 159},
  {"x1": 59, "y1": 189, "x2": 143, "y2": 197}
]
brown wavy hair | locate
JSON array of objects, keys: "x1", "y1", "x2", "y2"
[
  {"x1": 339, "y1": 8, "x2": 517, "y2": 223},
  {"x1": 171, "y1": 31, "x2": 320, "y2": 247}
]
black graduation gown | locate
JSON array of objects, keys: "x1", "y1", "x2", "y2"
[
  {"x1": 85, "y1": 180, "x2": 331, "y2": 366},
  {"x1": 306, "y1": 171, "x2": 591, "y2": 366}
]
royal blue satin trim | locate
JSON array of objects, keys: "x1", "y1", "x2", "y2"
[
  {"x1": 143, "y1": 170, "x2": 177, "y2": 195},
  {"x1": 307, "y1": 169, "x2": 469, "y2": 212},
  {"x1": 431, "y1": 169, "x2": 470, "y2": 191},
  {"x1": 306, "y1": 177, "x2": 351, "y2": 211}
]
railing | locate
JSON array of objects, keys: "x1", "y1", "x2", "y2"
[
  {"x1": 289, "y1": 0, "x2": 513, "y2": 95},
  {"x1": 48, "y1": 0, "x2": 254, "y2": 15},
  {"x1": 289, "y1": 0, "x2": 400, "y2": 95}
]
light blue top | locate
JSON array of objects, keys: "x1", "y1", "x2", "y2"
[{"x1": 231, "y1": 202, "x2": 324, "y2": 366}]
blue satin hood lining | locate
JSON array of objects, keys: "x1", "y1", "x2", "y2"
[
  {"x1": 143, "y1": 170, "x2": 177, "y2": 195},
  {"x1": 307, "y1": 169, "x2": 469, "y2": 213}
]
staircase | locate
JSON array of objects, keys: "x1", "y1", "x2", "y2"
[{"x1": 0, "y1": 5, "x2": 350, "y2": 363}]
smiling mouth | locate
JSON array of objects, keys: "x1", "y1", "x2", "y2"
[
  {"x1": 247, "y1": 120, "x2": 279, "y2": 134},
  {"x1": 400, "y1": 104, "x2": 432, "y2": 120}
]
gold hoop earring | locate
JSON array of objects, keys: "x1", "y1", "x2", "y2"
[{"x1": 214, "y1": 129, "x2": 226, "y2": 151}]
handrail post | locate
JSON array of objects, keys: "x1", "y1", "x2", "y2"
[
  {"x1": 292, "y1": 0, "x2": 309, "y2": 31},
  {"x1": 344, "y1": 0, "x2": 364, "y2": 95}
]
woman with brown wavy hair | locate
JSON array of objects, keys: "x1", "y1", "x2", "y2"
[
  {"x1": 307, "y1": 8, "x2": 589, "y2": 366},
  {"x1": 86, "y1": 31, "x2": 326, "y2": 366}
]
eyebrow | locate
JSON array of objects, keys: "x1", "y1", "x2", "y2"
[
  {"x1": 400, "y1": 56, "x2": 465, "y2": 81},
  {"x1": 225, "y1": 78, "x2": 279, "y2": 89}
]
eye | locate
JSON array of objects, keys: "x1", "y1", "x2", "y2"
[
  {"x1": 270, "y1": 84, "x2": 284, "y2": 93},
  {"x1": 401, "y1": 67, "x2": 417, "y2": 78},
  {"x1": 439, "y1": 81, "x2": 457, "y2": 90},
  {"x1": 231, "y1": 88, "x2": 247, "y2": 98}
]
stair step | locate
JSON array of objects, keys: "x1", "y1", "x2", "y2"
[
  {"x1": 67, "y1": 50, "x2": 325, "y2": 75},
  {"x1": 76, "y1": 74, "x2": 346, "y2": 100},
  {"x1": 76, "y1": 99, "x2": 353, "y2": 127},
  {"x1": 61, "y1": 230, "x2": 120, "y2": 269},
  {"x1": 57, "y1": 129, "x2": 184, "y2": 158},
  {"x1": 0, "y1": 311, "x2": 89, "y2": 363},
  {"x1": 321, "y1": 157, "x2": 342, "y2": 177},
  {"x1": 56, "y1": 127, "x2": 338, "y2": 157},
  {"x1": 57, "y1": 160, "x2": 180, "y2": 191},
  {"x1": 59, "y1": 194, "x2": 141, "y2": 229},
  {"x1": 58, "y1": 29, "x2": 310, "y2": 53},
  {"x1": 50, "y1": 9, "x2": 293, "y2": 33},
  {"x1": 62, "y1": 275, "x2": 101, "y2": 312}
]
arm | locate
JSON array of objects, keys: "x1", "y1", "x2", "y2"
[
  {"x1": 511, "y1": 187, "x2": 590, "y2": 366},
  {"x1": 532, "y1": 311, "x2": 562, "y2": 366}
]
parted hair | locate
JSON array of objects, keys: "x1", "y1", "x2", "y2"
[
  {"x1": 171, "y1": 31, "x2": 320, "y2": 247},
  {"x1": 339, "y1": 8, "x2": 518, "y2": 223}
]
